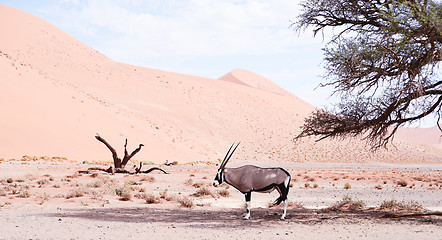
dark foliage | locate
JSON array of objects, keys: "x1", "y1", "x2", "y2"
[{"x1": 294, "y1": 0, "x2": 442, "y2": 147}]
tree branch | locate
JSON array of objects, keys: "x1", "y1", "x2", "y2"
[{"x1": 95, "y1": 134, "x2": 121, "y2": 168}]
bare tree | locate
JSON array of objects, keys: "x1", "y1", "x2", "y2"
[
  {"x1": 293, "y1": 0, "x2": 442, "y2": 148},
  {"x1": 92, "y1": 133, "x2": 167, "y2": 174}
]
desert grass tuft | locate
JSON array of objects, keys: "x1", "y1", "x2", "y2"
[
  {"x1": 184, "y1": 178, "x2": 193, "y2": 186},
  {"x1": 397, "y1": 179, "x2": 408, "y2": 187},
  {"x1": 136, "y1": 193, "x2": 160, "y2": 204},
  {"x1": 178, "y1": 196, "x2": 194, "y2": 208},
  {"x1": 380, "y1": 199, "x2": 423, "y2": 211},
  {"x1": 217, "y1": 188, "x2": 230, "y2": 197},
  {"x1": 66, "y1": 187, "x2": 87, "y2": 199},
  {"x1": 193, "y1": 186, "x2": 214, "y2": 197},
  {"x1": 17, "y1": 189, "x2": 31, "y2": 198},
  {"x1": 140, "y1": 176, "x2": 155, "y2": 182},
  {"x1": 331, "y1": 195, "x2": 365, "y2": 210},
  {"x1": 115, "y1": 185, "x2": 132, "y2": 201}
]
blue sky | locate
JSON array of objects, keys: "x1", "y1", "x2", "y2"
[{"x1": 2, "y1": 0, "x2": 438, "y2": 127}]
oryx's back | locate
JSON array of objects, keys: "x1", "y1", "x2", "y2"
[
  {"x1": 225, "y1": 165, "x2": 290, "y2": 193},
  {"x1": 250, "y1": 166, "x2": 290, "y2": 190}
]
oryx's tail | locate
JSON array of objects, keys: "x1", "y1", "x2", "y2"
[
  {"x1": 274, "y1": 196, "x2": 287, "y2": 205},
  {"x1": 274, "y1": 174, "x2": 291, "y2": 205}
]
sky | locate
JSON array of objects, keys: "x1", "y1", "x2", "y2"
[{"x1": 2, "y1": 0, "x2": 438, "y2": 127}]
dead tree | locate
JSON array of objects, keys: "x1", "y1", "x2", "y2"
[
  {"x1": 95, "y1": 133, "x2": 144, "y2": 169},
  {"x1": 91, "y1": 133, "x2": 168, "y2": 175}
]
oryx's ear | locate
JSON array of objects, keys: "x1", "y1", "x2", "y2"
[{"x1": 220, "y1": 142, "x2": 240, "y2": 169}]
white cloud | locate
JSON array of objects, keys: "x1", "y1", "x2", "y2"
[{"x1": 47, "y1": 0, "x2": 306, "y2": 58}]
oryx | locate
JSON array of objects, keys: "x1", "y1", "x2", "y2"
[{"x1": 213, "y1": 142, "x2": 291, "y2": 220}]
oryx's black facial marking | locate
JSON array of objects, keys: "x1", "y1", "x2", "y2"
[
  {"x1": 213, "y1": 143, "x2": 291, "y2": 220},
  {"x1": 212, "y1": 169, "x2": 224, "y2": 187}
]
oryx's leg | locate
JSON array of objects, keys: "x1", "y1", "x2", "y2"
[
  {"x1": 244, "y1": 192, "x2": 251, "y2": 220},
  {"x1": 277, "y1": 176, "x2": 291, "y2": 220}
]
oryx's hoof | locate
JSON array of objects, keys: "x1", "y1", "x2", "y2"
[
  {"x1": 279, "y1": 217, "x2": 286, "y2": 221},
  {"x1": 243, "y1": 216, "x2": 250, "y2": 220}
]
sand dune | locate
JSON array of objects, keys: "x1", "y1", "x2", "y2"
[
  {"x1": 0, "y1": 4, "x2": 441, "y2": 164},
  {"x1": 219, "y1": 68, "x2": 291, "y2": 96}
]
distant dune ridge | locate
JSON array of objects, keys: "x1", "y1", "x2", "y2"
[
  {"x1": 1, "y1": 4, "x2": 441, "y2": 164},
  {"x1": 219, "y1": 69, "x2": 291, "y2": 96}
]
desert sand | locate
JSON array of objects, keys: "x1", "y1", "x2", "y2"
[
  {"x1": 0, "y1": 160, "x2": 441, "y2": 239},
  {"x1": 0, "y1": 4, "x2": 441, "y2": 239}
]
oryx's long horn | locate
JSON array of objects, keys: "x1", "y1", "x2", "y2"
[
  {"x1": 220, "y1": 142, "x2": 235, "y2": 169},
  {"x1": 221, "y1": 142, "x2": 240, "y2": 169}
]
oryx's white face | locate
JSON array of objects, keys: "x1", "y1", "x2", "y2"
[{"x1": 213, "y1": 168, "x2": 223, "y2": 187}]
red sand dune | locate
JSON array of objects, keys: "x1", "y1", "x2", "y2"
[{"x1": 0, "y1": 4, "x2": 441, "y2": 164}]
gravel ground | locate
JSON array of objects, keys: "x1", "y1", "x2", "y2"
[{"x1": 0, "y1": 161, "x2": 441, "y2": 239}]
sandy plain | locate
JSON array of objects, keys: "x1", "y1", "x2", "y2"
[{"x1": 0, "y1": 159, "x2": 441, "y2": 240}]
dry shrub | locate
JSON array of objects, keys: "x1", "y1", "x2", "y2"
[
  {"x1": 303, "y1": 175, "x2": 315, "y2": 181},
  {"x1": 136, "y1": 193, "x2": 160, "y2": 204},
  {"x1": 184, "y1": 178, "x2": 193, "y2": 186},
  {"x1": 331, "y1": 195, "x2": 365, "y2": 210},
  {"x1": 90, "y1": 172, "x2": 100, "y2": 178},
  {"x1": 193, "y1": 186, "x2": 213, "y2": 197},
  {"x1": 16, "y1": 178, "x2": 25, "y2": 183},
  {"x1": 344, "y1": 182, "x2": 351, "y2": 189},
  {"x1": 192, "y1": 182, "x2": 206, "y2": 188},
  {"x1": 37, "y1": 179, "x2": 50, "y2": 186},
  {"x1": 66, "y1": 172, "x2": 80, "y2": 179},
  {"x1": 115, "y1": 186, "x2": 132, "y2": 201},
  {"x1": 178, "y1": 196, "x2": 194, "y2": 208},
  {"x1": 17, "y1": 190, "x2": 31, "y2": 198},
  {"x1": 90, "y1": 190, "x2": 104, "y2": 200},
  {"x1": 0, "y1": 188, "x2": 7, "y2": 196},
  {"x1": 126, "y1": 180, "x2": 142, "y2": 186},
  {"x1": 87, "y1": 180, "x2": 104, "y2": 188},
  {"x1": 380, "y1": 199, "x2": 423, "y2": 211},
  {"x1": 413, "y1": 176, "x2": 423, "y2": 181},
  {"x1": 119, "y1": 191, "x2": 132, "y2": 201},
  {"x1": 397, "y1": 179, "x2": 408, "y2": 187},
  {"x1": 38, "y1": 193, "x2": 50, "y2": 205},
  {"x1": 161, "y1": 190, "x2": 179, "y2": 202},
  {"x1": 66, "y1": 187, "x2": 86, "y2": 199},
  {"x1": 374, "y1": 184, "x2": 383, "y2": 190},
  {"x1": 140, "y1": 176, "x2": 156, "y2": 182},
  {"x1": 160, "y1": 189, "x2": 171, "y2": 200},
  {"x1": 217, "y1": 189, "x2": 230, "y2": 197}
]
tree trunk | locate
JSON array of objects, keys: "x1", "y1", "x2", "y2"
[{"x1": 95, "y1": 133, "x2": 143, "y2": 169}]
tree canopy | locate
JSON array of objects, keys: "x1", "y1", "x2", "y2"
[{"x1": 294, "y1": 0, "x2": 442, "y2": 147}]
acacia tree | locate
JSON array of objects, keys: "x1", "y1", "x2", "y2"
[{"x1": 294, "y1": 0, "x2": 442, "y2": 147}]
